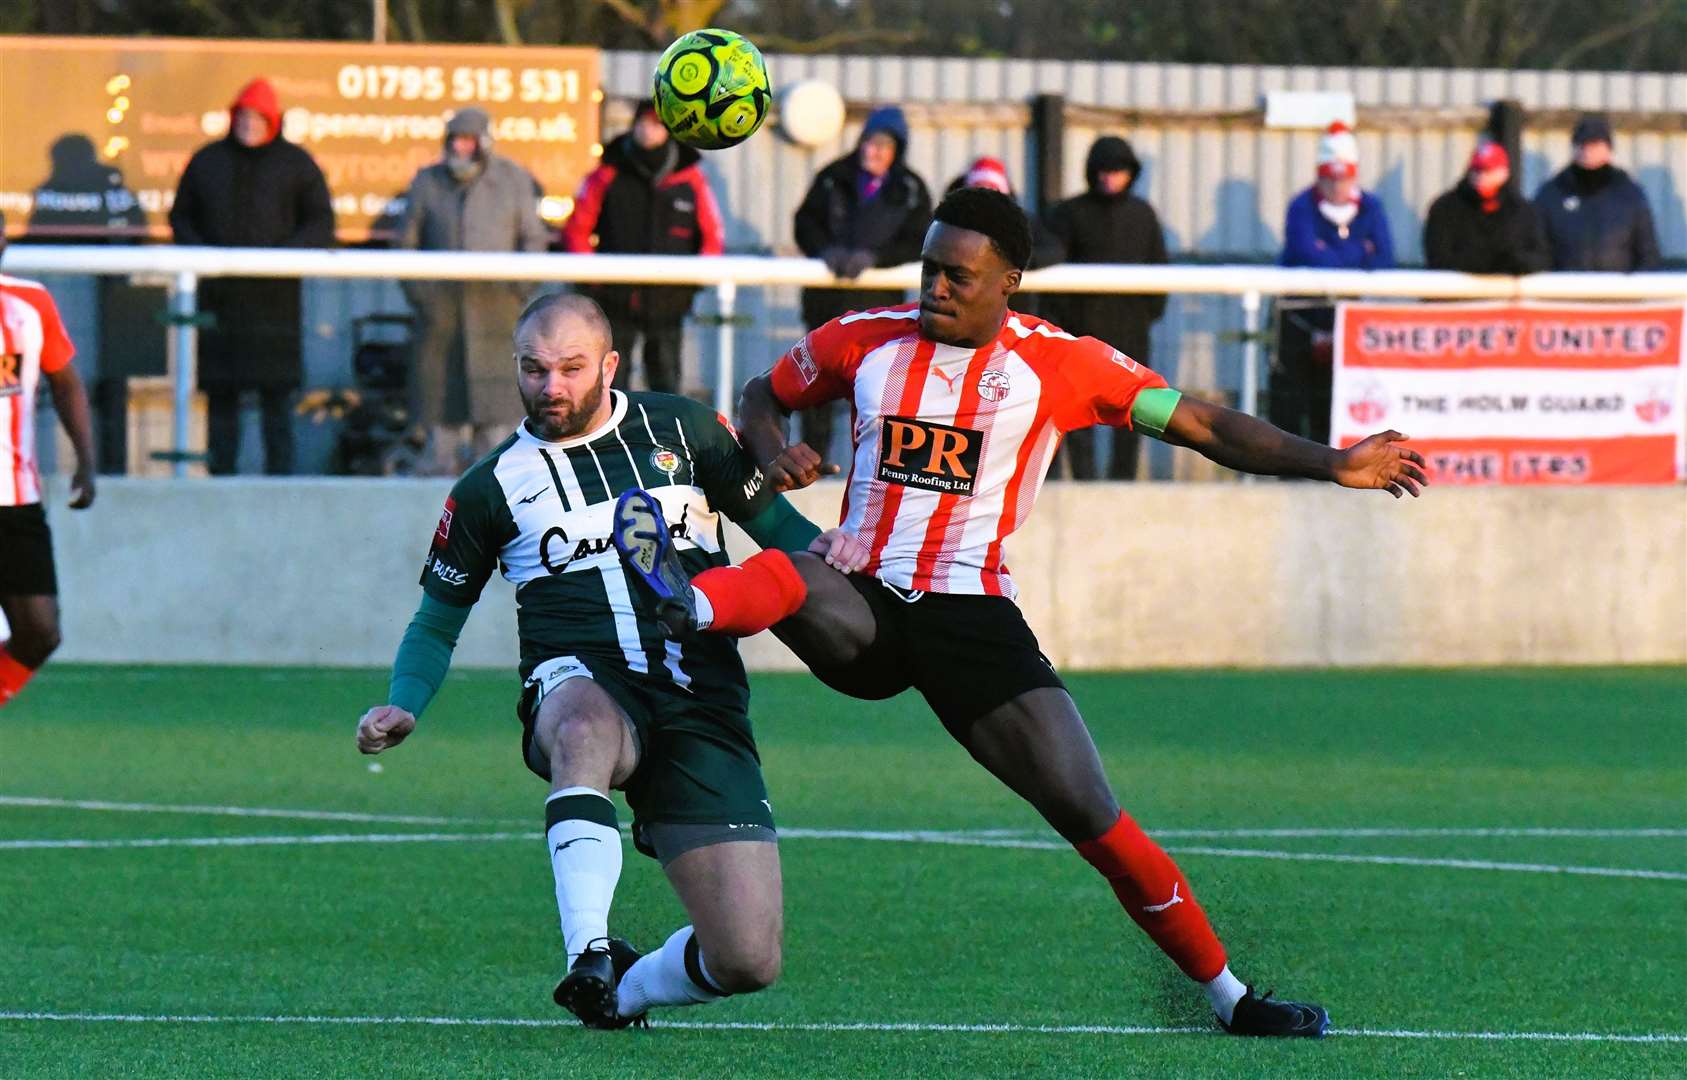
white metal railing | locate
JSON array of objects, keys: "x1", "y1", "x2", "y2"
[{"x1": 7, "y1": 245, "x2": 1684, "y2": 476}]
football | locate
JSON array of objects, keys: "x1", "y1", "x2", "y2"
[{"x1": 652, "y1": 28, "x2": 772, "y2": 151}]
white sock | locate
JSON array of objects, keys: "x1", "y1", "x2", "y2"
[
  {"x1": 544, "y1": 786, "x2": 623, "y2": 963},
  {"x1": 1204, "y1": 965, "x2": 1248, "y2": 1023},
  {"x1": 691, "y1": 587, "x2": 715, "y2": 630},
  {"x1": 616, "y1": 925, "x2": 724, "y2": 1017}
]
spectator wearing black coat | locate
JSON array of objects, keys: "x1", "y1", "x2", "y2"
[
  {"x1": 170, "y1": 77, "x2": 334, "y2": 476},
  {"x1": 792, "y1": 106, "x2": 932, "y2": 465},
  {"x1": 1424, "y1": 141, "x2": 1549, "y2": 275},
  {"x1": 1534, "y1": 114, "x2": 1661, "y2": 272},
  {"x1": 1041, "y1": 136, "x2": 1169, "y2": 481},
  {"x1": 561, "y1": 100, "x2": 724, "y2": 394}
]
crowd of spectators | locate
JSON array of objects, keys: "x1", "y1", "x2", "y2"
[{"x1": 152, "y1": 78, "x2": 1668, "y2": 478}]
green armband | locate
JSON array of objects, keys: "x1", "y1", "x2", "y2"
[
  {"x1": 737, "y1": 493, "x2": 824, "y2": 554},
  {"x1": 387, "y1": 593, "x2": 472, "y2": 718},
  {"x1": 1130, "y1": 387, "x2": 1183, "y2": 439}
]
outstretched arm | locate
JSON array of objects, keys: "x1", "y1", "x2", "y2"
[{"x1": 1159, "y1": 393, "x2": 1428, "y2": 498}]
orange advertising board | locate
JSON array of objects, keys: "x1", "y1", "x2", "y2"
[{"x1": 0, "y1": 36, "x2": 600, "y2": 243}]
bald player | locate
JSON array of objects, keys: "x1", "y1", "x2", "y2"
[{"x1": 355, "y1": 293, "x2": 865, "y2": 1028}]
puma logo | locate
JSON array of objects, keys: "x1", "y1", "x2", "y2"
[
  {"x1": 518, "y1": 487, "x2": 548, "y2": 505},
  {"x1": 553, "y1": 836, "x2": 600, "y2": 855},
  {"x1": 928, "y1": 365, "x2": 967, "y2": 393},
  {"x1": 1142, "y1": 883, "x2": 1183, "y2": 913}
]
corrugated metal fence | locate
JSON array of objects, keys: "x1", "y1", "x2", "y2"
[{"x1": 57, "y1": 54, "x2": 1687, "y2": 475}]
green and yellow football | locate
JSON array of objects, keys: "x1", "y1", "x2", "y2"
[{"x1": 652, "y1": 29, "x2": 772, "y2": 151}]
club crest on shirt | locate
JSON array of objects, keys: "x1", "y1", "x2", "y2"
[
  {"x1": 651, "y1": 447, "x2": 681, "y2": 476},
  {"x1": 976, "y1": 369, "x2": 1011, "y2": 403}
]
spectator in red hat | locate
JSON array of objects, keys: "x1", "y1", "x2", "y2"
[
  {"x1": 1279, "y1": 123, "x2": 1395, "y2": 270},
  {"x1": 1269, "y1": 124, "x2": 1392, "y2": 445},
  {"x1": 943, "y1": 156, "x2": 1061, "y2": 267},
  {"x1": 170, "y1": 77, "x2": 335, "y2": 476},
  {"x1": 947, "y1": 156, "x2": 1013, "y2": 197},
  {"x1": 1424, "y1": 140, "x2": 1549, "y2": 275}
]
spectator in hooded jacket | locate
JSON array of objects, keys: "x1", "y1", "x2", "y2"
[
  {"x1": 792, "y1": 106, "x2": 932, "y2": 465},
  {"x1": 1041, "y1": 136, "x2": 1169, "y2": 480},
  {"x1": 1424, "y1": 140, "x2": 1549, "y2": 275},
  {"x1": 1534, "y1": 114, "x2": 1661, "y2": 272},
  {"x1": 170, "y1": 77, "x2": 334, "y2": 476},
  {"x1": 1279, "y1": 123, "x2": 1395, "y2": 270},
  {"x1": 562, "y1": 100, "x2": 724, "y2": 394},
  {"x1": 398, "y1": 107, "x2": 548, "y2": 474}
]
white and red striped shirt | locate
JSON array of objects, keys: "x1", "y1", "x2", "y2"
[
  {"x1": 0, "y1": 275, "x2": 76, "y2": 507},
  {"x1": 770, "y1": 304, "x2": 1168, "y2": 599}
]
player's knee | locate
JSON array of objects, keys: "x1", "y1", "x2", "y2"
[
  {"x1": 550, "y1": 708, "x2": 624, "y2": 761},
  {"x1": 706, "y1": 942, "x2": 781, "y2": 994},
  {"x1": 781, "y1": 553, "x2": 874, "y2": 656}
]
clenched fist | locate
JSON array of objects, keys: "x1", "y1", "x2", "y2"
[{"x1": 356, "y1": 705, "x2": 416, "y2": 755}]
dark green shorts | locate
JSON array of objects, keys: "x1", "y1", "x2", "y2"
[{"x1": 518, "y1": 654, "x2": 776, "y2": 862}]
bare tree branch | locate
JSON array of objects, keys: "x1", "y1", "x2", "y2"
[
  {"x1": 1550, "y1": 1, "x2": 1668, "y2": 68},
  {"x1": 753, "y1": 27, "x2": 922, "y2": 53}
]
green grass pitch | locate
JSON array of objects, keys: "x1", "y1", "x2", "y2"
[{"x1": 2, "y1": 665, "x2": 1683, "y2": 1078}]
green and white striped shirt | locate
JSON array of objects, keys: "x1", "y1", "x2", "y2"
[{"x1": 421, "y1": 390, "x2": 773, "y2": 685}]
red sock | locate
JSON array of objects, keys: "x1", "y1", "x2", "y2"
[
  {"x1": 690, "y1": 549, "x2": 808, "y2": 637},
  {"x1": 0, "y1": 647, "x2": 36, "y2": 708},
  {"x1": 1075, "y1": 809, "x2": 1228, "y2": 982}
]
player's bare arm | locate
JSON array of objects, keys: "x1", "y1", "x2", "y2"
[
  {"x1": 44, "y1": 353, "x2": 96, "y2": 509},
  {"x1": 739, "y1": 372, "x2": 837, "y2": 492},
  {"x1": 1160, "y1": 394, "x2": 1429, "y2": 498}
]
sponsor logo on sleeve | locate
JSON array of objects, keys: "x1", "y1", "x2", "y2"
[
  {"x1": 1109, "y1": 349, "x2": 1140, "y2": 373},
  {"x1": 791, "y1": 336, "x2": 819, "y2": 385},
  {"x1": 433, "y1": 497, "x2": 456, "y2": 547},
  {"x1": 875, "y1": 416, "x2": 983, "y2": 495},
  {"x1": 716, "y1": 411, "x2": 741, "y2": 442},
  {"x1": 742, "y1": 467, "x2": 765, "y2": 502},
  {"x1": 426, "y1": 555, "x2": 469, "y2": 587}
]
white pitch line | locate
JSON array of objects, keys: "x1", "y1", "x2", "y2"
[
  {"x1": 0, "y1": 832, "x2": 529, "y2": 851},
  {"x1": 8, "y1": 795, "x2": 1682, "y2": 841},
  {"x1": 9, "y1": 796, "x2": 1673, "y2": 847},
  {"x1": 1162, "y1": 846, "x2": 1687, "y2": 882},
  {"x1": 1149, "y1": 827, "x2": 1687, "y2": 839},
  {"x1": 4, "y1": 829, "x2": 1683, "y2": 882},
  {"x1": 0, "y1": 795, "x2": 528, "y2": 828},
  {"x1": 0, "y1": 1012, "x2": 1683, "y2": 1044}
]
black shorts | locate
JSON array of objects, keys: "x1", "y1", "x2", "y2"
[
  {"x1": 810, "y1": 574, "x2": 1066, "y2": 738},
  {"x1": 517, "y1": 654, "x2": 776, "y2": 864},
  {"x1": 0, "y1": 504, "x2": 58, "y2": 596}
]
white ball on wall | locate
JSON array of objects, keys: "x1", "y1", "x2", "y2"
[{"x1": 778, "y1": 79, "x2": 846, "y2": 147}]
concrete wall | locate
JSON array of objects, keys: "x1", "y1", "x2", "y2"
[{"x1": 43, "y1": 478, "x2": 1686, "y2": 671}]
